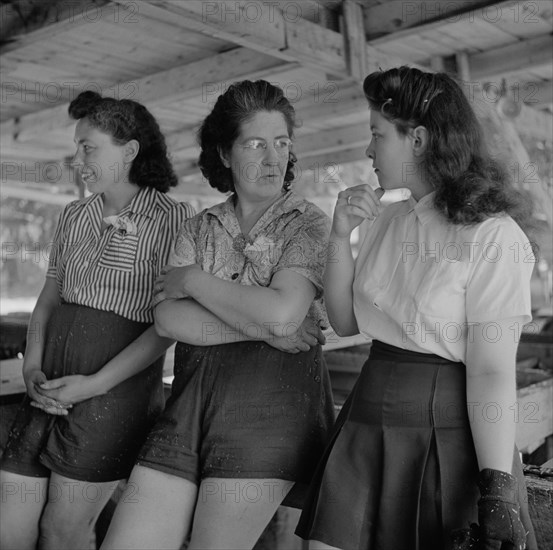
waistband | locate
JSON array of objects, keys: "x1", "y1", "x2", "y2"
[{"x1": 370, "y1": 340, "x2": 464, "y2": 366}]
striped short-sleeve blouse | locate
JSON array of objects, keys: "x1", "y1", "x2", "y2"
[{"x1": 47, "y1": 186, "x2": 195, "y2": 323}]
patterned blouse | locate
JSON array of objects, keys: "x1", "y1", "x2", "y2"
[
  {"x1": 168, "y1": 190, "x2": 331, "y2": 326},
  {"x1": 47, "y1": 186, "x2": 195, "y2": 323}
]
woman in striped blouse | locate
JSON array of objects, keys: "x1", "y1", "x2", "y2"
[{"x1": 0, "y1": 91, "x2": 194, "y2": 550}]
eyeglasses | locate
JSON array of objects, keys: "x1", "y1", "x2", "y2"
[{"x1": 240, "y1": 137, "x2": 292, "y2": 156}]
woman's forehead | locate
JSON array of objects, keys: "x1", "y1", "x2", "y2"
[
  {"x1": 239, "y1": 111, "x2": 288, "y2": 137},
  {"x1": 73, "y1": 118, "x2": 110, "y2": 142}
]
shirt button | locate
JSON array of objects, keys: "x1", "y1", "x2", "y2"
[
  {"x1": 231, "y1": 273, "x2": 239, "y2": 280},
  {"x1": 314, "y1": 375, "x2": 321, "y2": 383}
]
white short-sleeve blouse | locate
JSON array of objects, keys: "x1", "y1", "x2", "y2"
[{"x1": 353, "y1": 192, "x2": 534, "y2": 363}]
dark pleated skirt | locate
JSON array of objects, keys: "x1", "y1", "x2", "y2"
[
  {"x1": 137, "y1": 340, "x2": 335, "y2": 506},
  {"x1": 1, "y1": 303, "x2": 165, "y2": 482},
  {"x1": 295, "y1": 341, "x2": 537, "y2": 550}
]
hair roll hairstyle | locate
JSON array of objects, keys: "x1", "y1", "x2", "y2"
[
  {"x1": 363, "y1": 66, "x2": 534, "y2": 230},
  {"x1": 198, "y1": 80, "x2": 298, "y2": 194},
  {"x1": 68, "y1": 91, "x2": 177, "y2": 192}
]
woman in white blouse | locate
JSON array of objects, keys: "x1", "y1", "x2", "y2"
[{"x1": 296, "y1": 67, "x2": 537, "y2": 550}]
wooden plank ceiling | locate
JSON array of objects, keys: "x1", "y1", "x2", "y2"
[{"x1": 1, "y1": 0, "x2": 552, "y2": 204}]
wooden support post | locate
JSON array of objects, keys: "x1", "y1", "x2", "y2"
[
  {"x1": 430, "y1": 56, "x2": 445, "y2": 73},
  {"x1": 456, "y1": 51, "x2": 471, "y2": 82},
  {"x1": 342, "y1": 0, "x2": 368, "y2": 80}
]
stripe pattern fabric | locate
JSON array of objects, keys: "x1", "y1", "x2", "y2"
[{"x1": 47, "y1": 186, "x2": 194, "y2": 323}]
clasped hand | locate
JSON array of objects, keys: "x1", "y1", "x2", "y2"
[
  {"x1": 25, "y1": 370, "x2": 97, "y2": 416},
  {"x1": 152, "y1": 264, "x2": 201, "y2": 306},
  {"x1": 268, "y1": 316, "x2": 326, "y2": 354},
  {"x1": 333, "y1": 185, "x2": 384, "y2": 238}
]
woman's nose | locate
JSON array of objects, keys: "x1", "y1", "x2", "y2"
[
  {"x1": 366, "y1": 140, "x2": 375, "y2": 159},
  {"x1": 263, "y1": 143, "x2": 280, "y2": 164},
  {"x1": 71, "y1": 149, "x2": 83, "y2": 166}
]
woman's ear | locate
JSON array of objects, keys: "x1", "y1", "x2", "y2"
[
  {"x1": 218, "y1": 145, "x2": 231, "y2": 168},
  {"x1": 411, "y1": 126, "x2": 428, "y2": 157},
  {"x1": 124, "y1": 139, "x2": 140, "y2": 163}
]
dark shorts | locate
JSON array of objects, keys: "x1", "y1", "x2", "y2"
[
  {"x1": 137, "y1": 341, "x2": 335, "y2": 492},
  {"x1": 0, "y1": 304, "x2": 165, "y2": 482},
  {"x1": 296, "y1": 340, "x2": 537, "y2": 550}
]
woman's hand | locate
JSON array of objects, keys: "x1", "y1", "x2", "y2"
[
  {"x1": 333, "y1": 185, "x2": 384, "y2": 238},
  {"x1": 153, "y1": 264, "x2": 202, "y2": 306},
  {"x1": 266, "y1": 316, "x2": 326, "y2": 354},
  {"x1": 34, "y1": 374, "x2": 101, "y2": 412},
  {"x1": 24, "y1": 368, "x2": 71, "y2": 416},
  {"x1": 475, "y1": 468, "x2": 526, "y2": 550}
]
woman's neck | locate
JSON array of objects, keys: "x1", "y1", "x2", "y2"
[
  {"x1": 102, "y1": 182, "x2": 140, "y2": 217},
  {"x1": 234, "y1": 192, "x2": 283, "y2": 236},
  {"x1": 409, "y1": 180, "x2": 434, "y2": 202}
]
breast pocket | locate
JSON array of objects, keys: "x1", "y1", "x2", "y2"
[{"x1": 98, "y1": 233, "x2": 139, "y2": 272}]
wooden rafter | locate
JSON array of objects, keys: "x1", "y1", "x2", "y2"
[{"x1": 1, "y1": 48, "x2": 295, "y2": 144}]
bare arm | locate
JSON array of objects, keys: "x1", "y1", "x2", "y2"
[
  {"x1": 325, "y1": 231, "x2": 358, "y2": 336},
  {"x1": 155, "y1": 267, "x2": 316, "y2": 339},
  {"x1": 21, "y1": 278, "x2": 66, "y2": 412},
  {"x1": 324, "y1": 185, "x2": 383, "y2": 336},
  {"x1": 466, "y1": 317, "x2": 520, "y2": 473},
  {"x1": 155, "y1": 298, "x2": 322, "y2": 353},
  {"x1": 38, "y1": 325, "x2": 174, "y2": 407}
]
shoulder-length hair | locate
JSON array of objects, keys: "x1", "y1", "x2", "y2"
[{"x1": 363, "y1": 66, "x2": 534, "y2": 231}]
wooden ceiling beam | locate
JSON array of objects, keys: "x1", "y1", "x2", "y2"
[
  {"x1": 469, "y1": 34, "x2": 553, "y2": 80},
  {"x1": 1, "y1": 48, "x2": 295, "y2": 144},
  {"x1": 1, "y1": 0, "x2": 112, "y2": 54},
  {"x1": 362, "y1": 0, "x2": 498, "y2": 39},
  {"x1": 295, "y1": 122, "x2": 369, "y2": 158},
  {"x1": 113, "y1": 0, "x2": 348, "y2": 76},
  {"x1": 367, "y1": 0, "x2": 550, "y2": 47}
]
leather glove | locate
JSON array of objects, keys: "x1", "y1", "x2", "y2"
[{"x1": 476, "y1": 468, "x2": 526, "y2": 550}]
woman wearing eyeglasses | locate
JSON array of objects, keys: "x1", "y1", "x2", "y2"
[{"x1": 101, "y1": 80, "x2": 335, "y2": 550}]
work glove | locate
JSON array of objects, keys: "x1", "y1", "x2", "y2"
[{"x1": 476, "y1": 468, "x2": 526, "y2": 550}]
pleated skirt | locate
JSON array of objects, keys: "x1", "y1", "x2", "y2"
[{"x1": 295, "y1": 340, "x2": 537, "y2": 550}]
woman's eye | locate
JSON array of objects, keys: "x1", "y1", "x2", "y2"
[
  {"x1": 275, "y1": 138, "x2": 291, "y2": 149},
  {"x1": 245, "y1": 139, "x2": 266, "y2": 150}
]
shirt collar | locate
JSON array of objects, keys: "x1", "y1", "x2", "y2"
[
  {"x1": 205, "y1": 190, "x2": 305, "y2": 229},
  {"x1": 413, "y1": 191, "x2": 437, "y2": 225},
  {"x1": 120, "y1": 186, "x2": 159, "y2": 219},
  {"x1": 85, "y1": 187, "x2": 160, "y2": 225}
]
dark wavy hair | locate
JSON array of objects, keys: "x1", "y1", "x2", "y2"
[
  {"x1": 363, "y1": 66, "x2": 534, "y2": 231},
  {"x1": 68, "y1": 91, "x2": 177, "y2": 192},
  {"x1": 198, "y1": 80, "x2": 298, "y2": 194}
]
